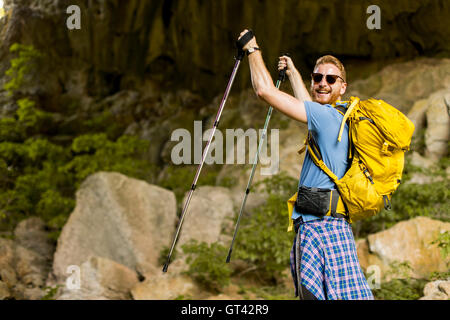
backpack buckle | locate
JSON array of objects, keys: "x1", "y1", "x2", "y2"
[{"x1": 382, "y1": 141, "x2": 390, "y2": 154}]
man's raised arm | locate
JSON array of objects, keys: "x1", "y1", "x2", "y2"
[
  {"x1": 278, "y1": 55, "x2": 312, "y2": 103},
  {"x1": 238, "y1": 29, "x2": 308, "y2": 124}
]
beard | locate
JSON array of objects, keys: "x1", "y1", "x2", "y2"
[{"x1": 311, "y1": 85, "x2": 342, "y2": 105}]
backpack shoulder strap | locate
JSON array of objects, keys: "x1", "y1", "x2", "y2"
[
  {"x1": 306, "y1": 132, "x2": 339, "y2": 183},
  {"x1": 334, "y1": 105, "x2": 347, "y2": 116},
  {"x1": 337, "y1": 97, "x2": 359, "y2": 142}
]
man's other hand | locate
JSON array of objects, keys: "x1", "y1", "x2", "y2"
[{"x1": 238, "y1": 29, "x2": 258, "y2": 51}]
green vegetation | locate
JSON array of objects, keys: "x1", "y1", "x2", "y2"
[
  {"x1": 0, "y1": 100, "x2": 153, "y2": 240},
  {"x1": 3, "y1": 43, "x2": 43, "y2": 95},
  {"x1": 41, "y1": 285, "x2": 63, "y2": 300},
  {"x1": 182, "y1": 240, "x2": 232, "y2": 292},
  {"x1": 372, "y1": 278, "x2": 427, "y2": 300},
  {"x1": 181, "y1": 172, "x2": 297, "y2": 292},
  {"x1": 431, "y1": 230, "x2": 450, "y2": 261},
  {"x1": 0, "y1": 43, "x2": 154, "y2": 241},
  {"x1": 233, "y1": 172, "x2": 296, "y2": 283}
]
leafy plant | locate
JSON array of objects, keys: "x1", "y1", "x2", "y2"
[
  {"x1": 63, "y1": 133, "x2": 152, "y2": 187},
  {"x1": 233, "y1": 172, "x2": 297, "y2": 283},
  {"x1": 182, "y1": 240, "x2": 232, "y2": 292},
  {"x1": 372, "y1": 278, "x2": 427, "y2": 300},
  {"x1": 3, "y1": 43, "x2": 43, "y2": 95},
  {"x1": 0, "y1": 47, "x2": 154, "y2": 237},
  {"x1": 385, "y1": 260, "x2": 414, "y2": 280},
  {"x1": 431, "y1": 231, "x2": 450, "y2": 260},
  {"x1": 41, "y1": 285, "x2": 63, "y2": 300}
]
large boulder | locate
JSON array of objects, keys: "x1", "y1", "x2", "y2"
[
  {"x1": 0, "y1": 281, "x2": 11, "y2": 300},
  {"x1": 177, "y1": 186, "x2": 235, "y2": 248},
  {"x1": 14, "y1": 217, "x2": 55, "y2": 262},
  {"x1": 131, "y1": 273, "x2": 201, "y2": 300},
  {"x1": 424, "y1": 89, "x2": 450, "y2": 160},
  {"x1": 357, "y1": 217, "x2": 450, "y2": 280},
  {"x1": 420, "y1": 280, "x2": 450, "y2": 300},
  {"x1": 56, "y1": 256, "x2": 139, "y2": 300},
  {"x1": 0, "y1": 238, "x2": 49, "y2": 300},
  {"x1": 52, "y1": 172, "x2": 177, "y2": 281},
  {"x1": 345, "y1": 58, "x2": 450, "y2": 114},
  {"x1": 0, "y1": 217, "x2": 55, "y2": 300},
  {"x1": 408, "y1": 99, "x2": 429, "y2": 135}
]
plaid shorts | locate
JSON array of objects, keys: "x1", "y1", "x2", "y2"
[{"x1": 290, "y1": 216, "x2": 374, "y2": 300}]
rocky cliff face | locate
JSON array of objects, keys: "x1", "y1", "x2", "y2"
[{"x1": 1, "y1": 0, "x2": 449, "y2": 101}]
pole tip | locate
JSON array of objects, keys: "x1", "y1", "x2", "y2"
[
  {"x1": 162, "y1": 263, "x2": 169, "y2": 273},
  {"x1": 226, "y1": 250, "x2": 232, "y2": 263}
]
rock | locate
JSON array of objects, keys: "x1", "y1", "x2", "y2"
[
  {"x1": 439, "y1": 281, "x2": 450, "y2": 296},
  {"x1": 131, "y1": 274, "x2": 200, "y2": 300},
  {"x1": 57, "y1": 256, "x2": 139, "y2": 300},
  {"x1": 14, "y1": 217, "x2": 55, "y2": 262},
  {"x1": 8, "y1": 1, "x2": 450, "y2": 96},
  {"x1": 0, "y1": 238, "x2": 15, "y2": 272},
  {"x1": 0, "y1": 237, "x2": 50, "y2": 300},
  {"x1": 420, "y1": 291, "x2": 448, "y2": 300},
  {"x1": 345, "y1": 58, "x2": 450, "y2": 114},
  {"x1": 406, "y1": 173, "x2": 444, "y2": 185},
  {"x1": 357, "y1": 217, "x2": 450, "y2": 280},
  {"x1": 0, "y1": 280, "x2": 11, "y2": 300},
  {"x1": 409, "y1": 151, "x2": 436, "y2": 171},
  {"x1": 205, "y1": 293, "x2": 236, "y2": 300},
  {"x1": 406, "y1": 151, "x2": 444, "y2": 184},
  {"x1": 408, "y1": 99, "x2": 429, "y2": 134},
  {"x1": 52, "y1": 172, "x2": 177, "y2": 281},
  {"x1": 228, "y1": 189, "x2": 267, "y2": 218},
  {"x1": 424, "y1": 89, "x2": 450, "y2": 160},
  {"x1": 420, "y1": 280, "x2": 450, "y2": 300},
  {"x1": 0, "y1": 266, "x2": 17, "y2": 288},
  {"x1": 23, "y1": 287, "x2": 45, "y2": 300},
  {"x1": 177, "y1": 186, "x2": 235, "y2": 248}
]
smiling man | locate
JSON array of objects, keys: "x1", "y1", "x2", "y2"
[{"x1": 238, "y1": 29, "x2": 373, "y2": 300}]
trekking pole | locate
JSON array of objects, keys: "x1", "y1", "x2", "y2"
[
  {"x1": 226, "y1": 54, "x2": 289, "y2": 263},
  {"x1": 163, "y1": 30, "x2": 255, "y2": 273}
]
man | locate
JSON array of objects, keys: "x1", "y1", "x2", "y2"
[{"x1": 238, "y1": 29, "x2": 374, "y2": 300}]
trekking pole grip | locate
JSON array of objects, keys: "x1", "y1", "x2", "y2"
[
  {"x1": 278, "y1": 53, "x2": 290, "y2": 81},
  {"x1": 236, "y1": 29, "x2": 254, "y2": 60}
]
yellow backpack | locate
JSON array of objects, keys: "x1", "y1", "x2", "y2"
[{"x1": 288, "y1": 97, "x2": 415, "y2": 228}]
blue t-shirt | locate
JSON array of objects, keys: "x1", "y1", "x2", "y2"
[{"x1": 292, "y1": 101, "x2": 350, "y2": 222}]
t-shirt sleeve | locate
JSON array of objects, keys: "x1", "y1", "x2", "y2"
[{"x1": 304, "y1": 101, "x2": 335, "y2": 134}]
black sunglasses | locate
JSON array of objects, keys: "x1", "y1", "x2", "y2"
[{"x1": 311, "y1": 73, "x2": 345, "y2": 84}]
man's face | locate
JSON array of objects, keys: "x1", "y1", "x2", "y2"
[{"x1": 310, "y1": 63, "x2": 347, "y2": 105}]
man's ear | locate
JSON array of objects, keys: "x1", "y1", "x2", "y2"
[{"x1": 340, "y1": 82, "x2": 347, "y2": 96}]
